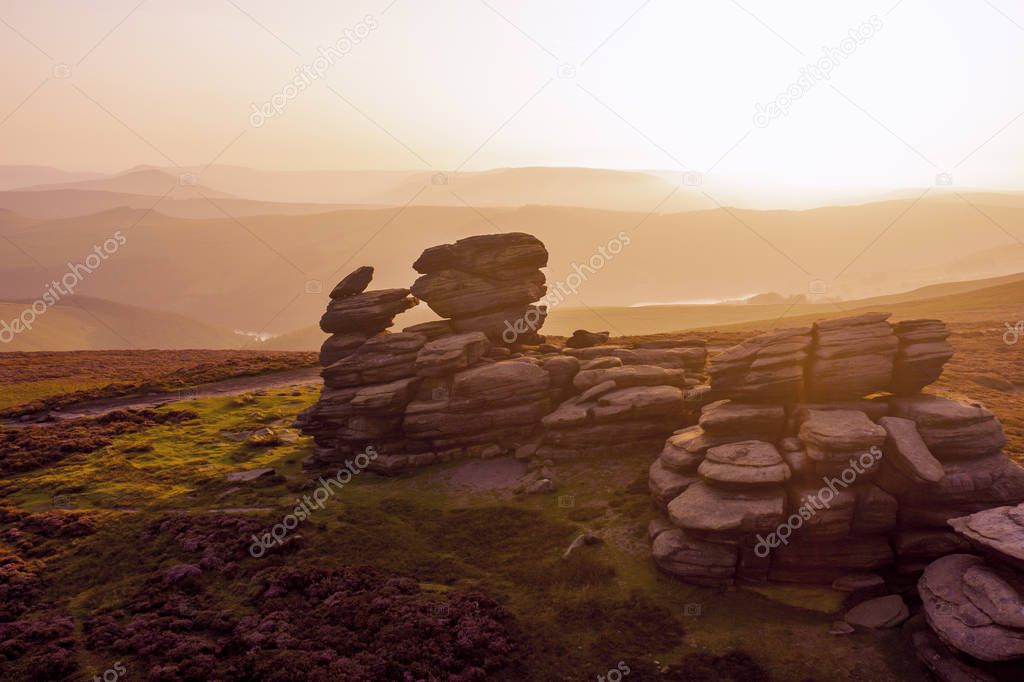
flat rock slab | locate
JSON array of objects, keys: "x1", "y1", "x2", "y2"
[
  {"x1": 949, "y1": 503, "x2": 1024, "y2": 571},
  {"x1": 800, "y1": 409, "x2": 887, "y2": 452},
  {"x1": 844, "y1": 594, "x2": 909, "y2": 629},
  {"x1": 698, "y1": 401, "x2": 785, "y2": 435},
  {"x1": 668, "y1": 481, "x2": 784, "y2": 534},
  {"x1": 879, "y1": 416, "x2": 944, "y2": 483},
  {"x1": 225, "y1": 468, "x2": 278, "y2": 484}
]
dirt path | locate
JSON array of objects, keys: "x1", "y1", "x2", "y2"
[{"x1": 5, "y1": 367, "x2": 321, "y2": 425}]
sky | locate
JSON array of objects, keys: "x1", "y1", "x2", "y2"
[{"x1": 2, "y1": 0, "x2": 1024, "y2": 192}]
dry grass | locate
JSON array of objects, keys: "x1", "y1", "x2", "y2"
[{"x1": 0, "y1": 349, "x2": 316, "y2": 416}]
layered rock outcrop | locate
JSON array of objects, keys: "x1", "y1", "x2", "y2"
[
  {"x1": 301, "y1": 233, "x2": 709, "y2": 475},
  {"x1": 650, "y1": 314, "x2": 1024, "y2": 588}
]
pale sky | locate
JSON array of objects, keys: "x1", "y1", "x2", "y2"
[{"x1": 2, "y1": 0, "x2": 1023, "y2": 191}]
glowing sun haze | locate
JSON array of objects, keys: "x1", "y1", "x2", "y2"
[{"x1": 1, "y1": 0, "x2": 1023, "y2": 193}]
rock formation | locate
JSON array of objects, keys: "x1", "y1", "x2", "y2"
[
  {"x1": 300, "y1": 233, "x2": 709, "y2": 475},
  {"x1": 650, "y1": 313, "x2": 1024, "y2": 588}
]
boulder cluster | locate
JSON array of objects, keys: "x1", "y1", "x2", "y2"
[
  {"x1": 650, "y1": 313, "x2": 1024, "y2": 588},
  {"x1": 300, "y1": 233, "x2": 708, "y2": 475},
  {"x1": 908, "y1": 502, "x2": 1024, "y2": 679}
]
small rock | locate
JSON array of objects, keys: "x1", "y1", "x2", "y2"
[
  {"x1": 164, "y1": 564, "x2": 202, "y2": 584},
  {"x1": 844, "y1": 594, "x2": 909, "y2": 629},
  {"x1": 526, "y1": 478, "x2": 556, "y2": 495},
  {"x1": 225, "y1": 467, "x2": 278, "y2": 484},
  {"x1": 829, "y1": 621, "x2": 855, "y2": 635},
  {"x1": 562, "y1": 533, "x2": 603, "y2": 559}
]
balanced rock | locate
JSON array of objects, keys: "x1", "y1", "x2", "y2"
[
  {"x1": 329, "y1": 265, "x2": 374, "y2": 298},
  {"x1": 411, "y1": 233, "x2": 549, "y2": 344}
]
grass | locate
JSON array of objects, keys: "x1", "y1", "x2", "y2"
[{"x1": 0, "y1": 349, "x2": 317, "y2": 416}]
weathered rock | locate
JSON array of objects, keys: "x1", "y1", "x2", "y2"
[
  {"x1": 415, "y1": 332, "x2": 490, "y2": 377},
  {"x1": 566, "y1": 329, "x2": 610, "y2": 348},
  {"x1": 659, "y1": 428, "x2": 706, "y2": 472},
  {"x1": 413, "y1": 232, "x2": 548, "y2": 274},
  {"x1": 320, "y1": 288, "x2": 418, "y2": 334},
  {"x1": 844, "y1": 595, "x2": 909, "y2": 629},
  {"x1": 890, "y1": 396, "x2": 1006, "y2": 461},
  {"x1": 807, "y1": 314, "x2": 896, "y2": 400},
  {"x1": 668, "y1": 482, "x2": 785, "y2": 535},
  {"x1": 769, "y1": 536, "x2": 894, "y2": 583},
  {"x1": 893, "y1": 319, "x2": 954, "y2": 394},
  {"x1": 698, "y1": 401, "x2": 785, "y2": 437},
  {"x1": 329, "y1": 266, "x2": 374, "y2": 298},
  {"x1": 893, "y1": 530, "x2": 974, "y2": 562},
  {"x1": 903, "y1": 614, "x2": 998, "y2": 682},
  {"x1": 948, "y1": 503, "x2": 1024, "y2": 571},
  {"x1": 919, "y1": 554, "x2": 1024, "y2": 662},
  {"x1": 649, "y1": 459, "x2": 700, "y2": 507},
  {"x1": 878, "y1": 416, "x2": 945, "y2": 484},
  {"x1": 799, "y1": 409, "x2": 887, "y2": 453},
  {"x1": 402, "y1": 320, "x2": 454, "y2": 340},
  {"x1": 900, "y1": 455, "x2": 1024, "y2": 528},
  {"x1": 573, "y1": 364, "x2": 689, "y2": 392},
  {"x1": 698, "y1": 441, "x2": 790, "y2": 488},
  {"x1": 707, "y1": 327, "x2": 811, "y2": 401},
  {"x1": 225, "y1": 467, "x2": 279, "y2": 484},
  {"x1": 651, "y1": 528, "x2": 738, "y2": 587},
  {"x1": 319, "y1": 331, "x2": 373, "y2": 366}
]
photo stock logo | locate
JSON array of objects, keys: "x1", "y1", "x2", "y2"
[
  {"x1": 754, "y1": 446, "x2": 883, "y2": 558},
  {"x1": 250, "y1": 15, "x2": 378, "y2": 127},
  {"x1": 502, "y1": 231, "x2": 632, "y2": 344},
  {"x1": 754, "y1": 15, "x2": 883, "y2": 128},
  {"x1": 249, "y1": 446, "x2": 378, "y2": 557},
  {"x1": 0, "y1": 231, "x2": 127, "y2": 345}
]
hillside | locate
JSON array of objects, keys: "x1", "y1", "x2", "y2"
[
  {"x1": 0, "y1": 195, "x2": 1022, "y2": 336},
  {"x1": 0, "y1": 296, "x2": 238, "y2": 351}
]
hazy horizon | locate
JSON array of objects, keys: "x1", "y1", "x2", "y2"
[{"x1": 3, "y1": 0, "x2": 1024, "y2": 194}]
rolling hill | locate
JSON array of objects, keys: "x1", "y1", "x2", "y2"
[{"x1": 0, "y1": 296, "x2": 238, "y2": 351}]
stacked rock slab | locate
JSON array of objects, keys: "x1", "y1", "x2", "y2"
[
  {"x1": 650, "y1": 313, "x2": 1024, "y2": 587},
  {"x1": 909, "y1": 503, "x2": 1024, "y2": 680},
  {"x1": 410, "y1": 233, "x2": 549, "y2": 345},
  {"x1": 892, "y1": 319, "x2": 955, "y2": 394},
  {"x1": 536, "y1": 341, "x2": 707, "y2": 459},
  {"x1": 302, "y1": 233, "x2": 711, "y2": 475}
]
